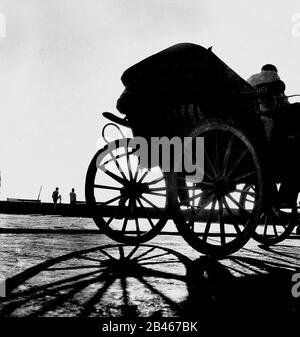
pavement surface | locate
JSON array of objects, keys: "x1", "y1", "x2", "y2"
[{"x1": 1, "y1": 225, "x2": 300, "y2": 332}]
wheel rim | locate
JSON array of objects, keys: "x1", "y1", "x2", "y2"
[
  {"x1": 172, "y1": 121, "x2": 263, "y2": 257},
  {"x1": 241, "y1": 184, "x2": 296, "y2": 245},
  {"x1": 85, "y1": 139, "x2": 168, "y2": 243}
]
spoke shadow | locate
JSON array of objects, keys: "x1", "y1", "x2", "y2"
[
  {"x1": 184, "y1": 246, "x2": 300, "y2": 325},
  {"x1": 1, "y1": 242, "x2": 300, "y2": 323},
  {"x1": 0, "y1": 243, "x2": 191, "y2": 317}
]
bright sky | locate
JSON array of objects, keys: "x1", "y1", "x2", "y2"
[{"x1": 0, "y1": 0, "x2": 300, "y2": 202}]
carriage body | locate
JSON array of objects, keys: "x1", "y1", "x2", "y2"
[
  {"x1": 117, "y1": 43, "x2": 262, "y2": 137},
  {"x1": 85, "y1": 43, "x2": 296, "y2": 258},
  {"x1": 117, "y1": 43, "x2": 267, "y2": 171}
]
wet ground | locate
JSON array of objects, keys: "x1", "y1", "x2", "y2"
[{"x1": 1, "y1": 220, "x2": 300, "y2": 333}]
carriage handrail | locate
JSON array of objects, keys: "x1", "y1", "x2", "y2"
[
  {"x1": 102, "y1": 111, "x2": 130, "y2": 128},
  {"x1": 101, "y1": 112, "x2": 130, "y2": 144}
]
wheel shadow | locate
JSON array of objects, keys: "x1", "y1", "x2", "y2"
[
  {"x1": 184, "y1": 244, "x2": 300, "y2": 325},
  {"x1": 0, "y1": 243, "x2": 191, "y2": 317},
  {"x1": 1, "y1": 242, "x2": 300, "y2": 322}
]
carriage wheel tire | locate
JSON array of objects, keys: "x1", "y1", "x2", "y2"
[
  {"x1": 85, "y1": 139, "x2": 170, "y2": 244},
  {"x1": 169, "y1": 120, "x2": 264, "y2": 258}
]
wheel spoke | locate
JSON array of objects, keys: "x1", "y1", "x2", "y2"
[
  {"x1": 101, "y1": 151, "x2": 128, "y2": 167},
  {"x1": 109, "y1": 149, "x2": 128, "y2": 182},
  {"x1": 197, "y1": 191, "x2": 214, "y2": 209},
  {"x1": 190, "y1": 211, "x2": 195, "y2": 232},
  {"x1": 133, "y1": 167, "x2": 139, "y2": 181},
  {"x1": 222, "y1": 135, "x2": 234, "y2": 175},
  {"x1": 202, "y1": 198, "x2": 217, "y2": 242},
  {"x1": 189, "y1": 186, "x2": 196, "y2": 231},
  {"x1": 234, "y1": 171, "x2": 256, "y2": 184},
  {"x1": 106, "y1": 197, "x2": 128, "y2": 226},
  {"x1": 133, "y1": 247, "x2": 156, "y2": 261},
  {"x1": 204, "y1": 149, "x2": 218, "y2": 178},
  {"x1": 218, "y1": 199, "x2": 226, "y2": 245},
  {"x1": 138, "y1": 252, "x2": 171, "y2": 262},
  {"x1": 235, "y1": 188, "x2": 258, "y2": 198},
  {"x1": 180, "y1": 191, "x2": 205, "y2": 204},
  {"x1": 100, "y1": 248, "x2": 117, "y2": 261},
  {"x1": 223, "y1": 196, "x2": 242, "y2": 234},
  {"x1": 226, "y1": 194, "x2": 249, "y2": 214},
  {"x1": 245, "y1": 184, "x2": 255, "y2": 192},
  {"x1": 125, "y1": 246, "x2": 140, "y2": 260},
  {"x1": 147, "y1": 187, "x2": 167, "y2": 192},
  {"x1": 121, "y1": 210, "x2": 129, "y2": 233},
  {"x1": 94, "y1": 184, "x2": 121, "y2": 191},
  {"x1": 140, "y1": 195, "x2": 163, "y2": 214},
  {"x1": 138, "y1": 170, "x2": 149, "y2": 183},
  {"x1": 102, "y1": 168, "x2": 127, "y2": 186},
  {"x1": 147, "y1": 176, "x2": 165, "y2": 185},
  {"x1": 136, "y1": 198, "x2": 155, "y2": 228},
  {"x1": 184, "y1": 151, "x2": 211, "y2": 180},
  {"x1": 119, "y1": 245, "x2": 125, "y2": 260},
  {"x1": 102, "y1": 195, "x2": 122, "y2": 206},
  {"x1": 226, "y1": 149, "x2": 248, "y2": 178},
  {"x1": 176, "y1": 181, "x2": 212, "y2": 191},
  {"x1": 126, "y1": 149, "x2": 134, "y2": 181},
  {"x1": 263, "y1": 214, "x2": 268, "y2": 236},
  {"x1": 132, "y1": 200, "x2": 141, "y2": 236},
  {"x1": 144, "y1": 191, "x2": 166, "y2": 197},
  {"x1": 214, "y1": 133, "x2": 220, "y2": 175},
  {"x1": 270, "y1": 212, "x2": 278, "y2": 237}
]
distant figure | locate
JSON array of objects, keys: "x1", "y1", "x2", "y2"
[
  {"x1": 52, "y1": 187, "x2": 62, "y2": 204},
  {"x1": 69, "y1": 188, "x2": 77, "y2": 205}
]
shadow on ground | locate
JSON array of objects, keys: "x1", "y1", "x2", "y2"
[{"x1": 1, "y1": 242, "x2": 300, "y2": 324}]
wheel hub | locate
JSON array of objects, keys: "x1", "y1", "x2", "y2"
[
  {"x1": 120, "y1": 182, "x2": 149, "y2": 198},
  {"x1": 213, "y1": 177, "x2": 236, "y2": 197},
  {"x1": 101, "y1": 258, "x2": 139, "y2": 276}
]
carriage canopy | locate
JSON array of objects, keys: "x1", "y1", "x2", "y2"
[{"x1": 116, "y1": 43, "x2": 258, "y2": 137}]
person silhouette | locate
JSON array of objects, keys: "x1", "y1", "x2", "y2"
[
  {"x1": 69, "y1": 188, "x2": 77, "y2": 205},
  {"x1": 248, "y1": 64, "x2": 300, "y2": 206},
  {"x1": 52, "y1": 187, "x2": 62, "y2": 204}
]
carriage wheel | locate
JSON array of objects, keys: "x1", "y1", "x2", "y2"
[
  {"x1": 171, "y1": 120, "x2": 263, "y2": 258},
  {"x1": 240, "y1": 183, "x2": 296, "y2": 245},
  {"x1": 85, "y1": 138, "x2": 169, "y2": 244}
]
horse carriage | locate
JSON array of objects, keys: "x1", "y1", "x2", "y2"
[{"x1": 85, "y1": 43, "x2": 297, "y2": 258}]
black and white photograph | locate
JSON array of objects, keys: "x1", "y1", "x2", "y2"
[{"x1": 1, "y1": 0, "x2": 300, "y2": 334}]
